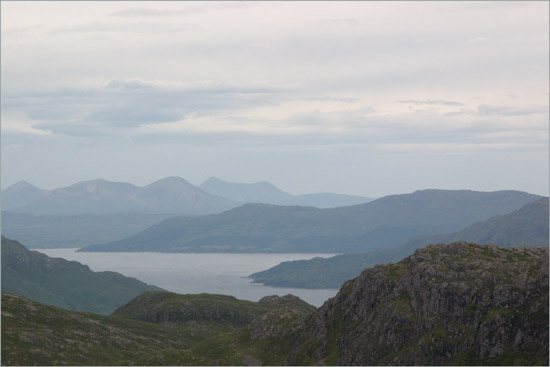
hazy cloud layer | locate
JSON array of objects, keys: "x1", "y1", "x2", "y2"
[{"x1": 1, "y1": 1, "x2": 548, "y2": 197}]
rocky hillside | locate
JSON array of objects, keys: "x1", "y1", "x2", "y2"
[
  {"x1": 287, "y1": 243, "x2": 548, "y2": 365},
  {"x1": 112, "y1": 291, "x2": 315, "y2": 329}
]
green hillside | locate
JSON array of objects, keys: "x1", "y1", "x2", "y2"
[
  {"x1": 1, "y1": 291, "x2": 315, "y2": 366},
  {"x1": 1, "y1": 237, "x2": 162, "y2": 315}
]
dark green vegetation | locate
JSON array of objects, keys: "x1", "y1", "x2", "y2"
[
  {"x1": 199, "y1": 177, "x2": 372, "y2": 208},
  {"x1": 249, "y1": 197, "x2": 549, "y2": 288},
  {"x1": 80, "y1": 189, "x2": 540, "y2": 253},
  {"x1": 3, "y1": 243, "x2": 547, "y2": 365},
  {"x1": 1, "y1": 212, "x2": 174, "y2": 248},
  {"x1": 112, "y1": 291, "x2": 315, "y2": 328},
  {"x1": 1, "y1": 237, "x2": 161, "y2": 315},
  {"x1": 1, "y1": 291, "x2": 315, "y2": 366},
  {"x1": 2, "y1": 177, "x2": 237, "y2": 215}
]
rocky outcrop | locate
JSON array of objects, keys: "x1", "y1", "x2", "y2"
[
  {"x1": 249, "y1": 295, "x2": 314, "y2": 340},
  {"x1": 112, "y1": 291, "x2": 315, "y2": 329},
  {"x1": 287, "y1": 242, "x2": 548, "y2": 365}
]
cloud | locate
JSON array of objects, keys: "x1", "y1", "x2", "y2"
[
  {"x1": 443, "y1": 109, "x2": 466, "y2": 117},
  {"x1": 477, "y1": 104, "x2": 548, "y2": 117},
  {"x1": 3, "y1": 79, "x2": 296, "y2": 137},
  {"x1": 398, "y1": 99, "x2": 464, "y2": 106},
  {"x1": 464, "y1": 37, "x2": 492, "y2": 44},
  {"x1": 110, "y1": 8, "x2": 198, "y2": 18},
  {"x1": 321, "y1": 18, "x2": 358, "y2": 26}
]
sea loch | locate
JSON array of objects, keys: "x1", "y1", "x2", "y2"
[{"x1": 37, "y1": 249, "x2": 339, "y2": 307}]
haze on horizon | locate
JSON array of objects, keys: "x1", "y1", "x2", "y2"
[{"x1": 1, "y1": 1, "x2": 548, "y2": 198}]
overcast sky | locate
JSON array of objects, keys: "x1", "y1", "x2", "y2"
[{"x1": 1, "y1": 1, "x2": 548, "y2": 197}]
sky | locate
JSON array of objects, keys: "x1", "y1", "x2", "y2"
[{"x1": 1, "y1": 1, "x2": 548, "y2": 198}]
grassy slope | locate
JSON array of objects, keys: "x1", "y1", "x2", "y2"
[
  {"x1": 1, "y1": 237, "x2": 162, "y2": 315},
  {"x1": 1, "y1": 291, "x2": 315, "y2": 366}
]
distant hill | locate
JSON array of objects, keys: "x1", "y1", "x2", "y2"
[
  {"x1": 1, "y1": 212, "x2": 175, "y2": 248},
  {"x1": 199, "y1": 177, "x2": 372, "y2": 208},
  {"x1": 200, "y1": 177, "x2": 296, "y2": 205},
  {"x1": 404, "y1": 196, "x2": 550, "y2": 250},
  {"x1": 80, "y1": 189, "x2": 540, "y2": 253},
  {"x1": 1, "y1": 181, "x2": 49, "y2": 210},
  {"x1": 249, "y1": 197, "x2": 549, "y2": 288},
  {"x1": 3, "y1": 177, "x2": 238, "y2": 216},
  {"x1": 1, "y1": 237, "x2": 161, "y2": 314},
  {"x1": 294, "y1": 192, "x2": 373, "y2": 208}
]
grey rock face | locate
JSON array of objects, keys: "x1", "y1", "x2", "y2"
[{"x1": 287, "y1": 242, "x2": 548, "y2": 365}]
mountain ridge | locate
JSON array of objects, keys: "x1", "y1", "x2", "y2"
[
  {"x1": 80, "y1": 189, "x2": 541, "y2": 253},
  {"x1": 4, "y1": 177, "x2": 237, "y2": 216},
  {"x1": 249, "y1": 197, "x2": 549, "y2": 288},
  {"x1": 199, "y1": 176, "x2": 372, "y2": 208}
]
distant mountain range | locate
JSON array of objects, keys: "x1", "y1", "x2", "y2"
[
  {"x1": 1, "y1": 237, "x2": 161, "y2": 314},
  {"x1": 80, "y1": 189, "x2": 540, "y2": 253},
  {"x1": 199, "y1": 177, "x2": 372, "y2": 208},
  {"x1": 2, "y1": 176, "x2": 375, "y2": 248},
  {"x1": 249, "y1": 197, "x2": 549, "y2": 288},
  {"x1": 2, "y1": 176, "x2": 372, "y2": 216},
  {"x1": 2, "y1": 177, "x2": 237, "y2": 215}
]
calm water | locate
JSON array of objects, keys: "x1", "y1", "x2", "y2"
[{"x1": 36, "y1": 249, "x2": 339, "y2": 307}]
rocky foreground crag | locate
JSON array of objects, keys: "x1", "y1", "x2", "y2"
[
  {"x1": 2, "y1": 242, "x2": 548, "y2": 365},
  {"x1": 286, "y1": 242, "x2": 548, "y2": 365}
]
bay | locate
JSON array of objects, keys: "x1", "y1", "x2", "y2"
[{"x1": 36, "y1": 249, "x2": 339, "y2": 307}]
